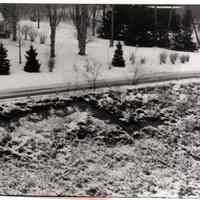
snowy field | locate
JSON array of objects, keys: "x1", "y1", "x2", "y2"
[
  {"x1": 0, "y1": 19, "x2": 200, "y2": 91},
  {"x1": 0, "y1": 81, "x2": 200, "y2": 197}
]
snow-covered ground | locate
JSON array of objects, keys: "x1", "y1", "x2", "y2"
[{"x1": 0, "y1": 19, "x2": 200, "y2": 91}]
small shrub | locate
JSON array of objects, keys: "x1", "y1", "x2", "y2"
[
  {"x1": 21, "y1": 25, "x2": 32, "y2": 40},
  {"x1": 39, "y1": 33, "x2": 47, "y2": 44},
  {"x1": 28, "y1": 27, "x2": 38, "y2": 42},
  {"x1": 132, "y1": 65, "x2": 139, "y2": 84},
  {"x1": 140, "y1": 57, "x2": 146, "y2": 65},
  {"x1": 73, "y1": 63, "x2": 79, "y2": 73},
  {"x1": 170, "y1": 53, "x2": 178, "y2": 64},
  {"x1": 48, "y1": 58, "x2": 55, "y2": 72},
  {"x1": 180, "y1": 54, "x2": 190, "y2": 64},
  {"x1": 83, "y1": 59, "x2": 102, "y2": 90},
  {"x1": 180, "y1": 55, "x2": 186, "y2": 63},
  {"x1": 86, "y1": 29, "x2": 94, "y2": 43},
  {"x1": 129, "y1": 52, "x2": 136, "y2": 65},
  {"x1": 185, "y1": 54, "x2": 190, "y2": 62},
  {"x1": 159, "y1": 52, "x2": 168, "y2": 64}
]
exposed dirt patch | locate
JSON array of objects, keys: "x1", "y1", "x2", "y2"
[{"x1": 0, "y1": 83, "x2": 200, "y2": 197}]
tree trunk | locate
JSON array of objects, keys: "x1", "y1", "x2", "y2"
[
  {"x1": 77, "y1": 6, "x2": 88, "y2": 56},
  {"x1": 50, "y1": 26, "x2": 56, "y2": 58},
  {"x1": 110, "y1": 5, "x2": 114, "y2": 47},
  {"x1": 11, "y1": 4, "x2": 18, "y2": 41},
  {"x1": 92, "y1": 9, "x2": 96, "y2": 36},
  {"x1": 25, "y1": 32, "x2": 28, "y2": 40},
  {"x1": 78, "y1": 34, "x2": 86, "y2": 55},
  {"x1": 37, "y1": 8, "x2": 40, "y2": 29},
  {"x1": 12, "y1": 19, "x2": 17, "y2": 41},
  {"x1": 77, "y1": 31, "x2": 81, "y2": 49},
  {"x1": 78, "y1": 25, "x2": 87, "y2": 55},
  {"x1": 103, "y1": 5, "x2": 106, "y2": 19},
  {"x1": 92, "y1": 18, "x2": 95, "y2": 36}
]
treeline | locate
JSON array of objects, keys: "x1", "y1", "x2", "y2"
[{"x1": 98, "y1": 5, "x2": 197, "y2": 52}]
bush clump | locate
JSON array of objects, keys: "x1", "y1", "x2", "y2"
[
  {"x1": 170, "y1": 53, "x2": 179, "y2": 64},
  {"x1": 180, "y1": 54, "x2": 190, "y2": 64},
  {"x1": 21, "y1": 24, "x2": 32, "y2": 40},
  {"x1": 39, "y1": 33, "x2": 47, "y2": 44},
  {"x1": 185, "y1": 54, "x2": 190, "y2": 62},
  {"x1": 129, "y1": 52, "x2": 136, "y2": 65},
  {"x1": 28, "y1": 27, "x2": 38, "y2": 42},
  {"x1": 140, "y1": 57, "x2": 146, "y2": 65},
  {"x1": 48, "y1": 57, "x2": 55, "y2": 72},
  {"x1": 159, "y1": 52, "x2": 168, "y2": 64}
]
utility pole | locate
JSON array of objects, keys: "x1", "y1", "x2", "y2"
[{"x1": 110, "y1": 5, "x2": 114, "y2": 47}]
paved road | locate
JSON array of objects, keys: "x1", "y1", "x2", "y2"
[{"x1": 0, "y1": 71, "x2": 200, "y2": 100}]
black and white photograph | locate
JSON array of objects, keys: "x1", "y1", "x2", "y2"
[{"x1": 0, "y1": 2, "x2": 200, "y2": 198}]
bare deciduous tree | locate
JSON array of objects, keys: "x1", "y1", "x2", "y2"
[
  {"x1": 47, "y1": 4, "x2": 62, "y2": 58},
  {"x1": 28, "y1": 27, "x2": 38, "y2": 42},
  {"x1": 17, "y1": 24, "x2": 22, "y2": 64},
  {"x1": 83, "y1": 58, "x2": 102, "y2": 91},
  {"x1": 0, "y1": 4, "x2": 20, "y2": 41},
  {"x1": 36, "y1": 7, "x2": 41, "y2": 29},
  {"x1": 70, "y1": 5, "x2": 91, "y2": 56},
  {"x1": 21, "y1": 24, "x2": 32, "y2": 40},
  {"x1": 32, "y1": 5, "x2": 47, "y2": 29},
  {"x1": 91, "y1": 6, "x2": 98, "y2": 36}
]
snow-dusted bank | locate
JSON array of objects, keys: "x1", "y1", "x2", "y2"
[{"x1": 0, "y1": 81, "x2": 199, "y2": 197}]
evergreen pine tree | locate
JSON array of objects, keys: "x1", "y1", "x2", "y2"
[
  {"x1": 171, "y1": 30, "x2": 185, "y2": 51},
  {"x1": 182, "y1": 30, "x2": 197, "y2": 52},
  {"x1": 182, "y1": 8, "x2": 193, "y2": 30},
  {"x1": 172, "y1": 29, "x2": 197, "y2": 52},
  {"x1": 182, "y1": 9, "x2": 197, "y2": 51},
  {"x1": 0, "y1": 43, "x2": 10, "y2": 75},
  {"x1": 24, "y1": 45, "x2": 41, "y2": 72},
  {"x1": 97, "y1": 5, "x2": 132, "y2": 41},
  {"x1": 172, "y1": 9, "x2": 197, "y2": 52},
  {"x1": 124, "y1": 6, "x2": 155, "y2": 47},
  {"x1": 112, "y1": 42, "x2": 125, "y2": 67},
  {"x1": 171, "y1": 14, "x2": 181, "y2": 33},
  {"x1": 98, "y1": 10, "x2": 112, "y2": 39},
  {"x1": 156, "y1": 31, "x2": 170, "y2": 48}
]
